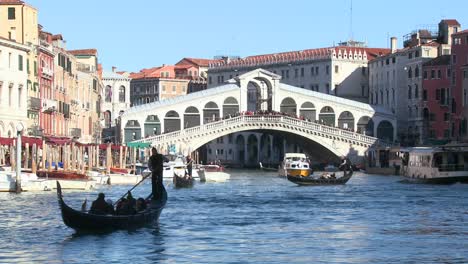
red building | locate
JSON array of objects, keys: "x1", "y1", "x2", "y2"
[
  {"x1": 422, "y1": 56, "x2": 452, "y2": 140},
  {"x1": 37, "y1": 27, "x2": 55, "y2": 136},
  {"x1": 451, "y1": 30, "x2": 468, "y2": 140}
]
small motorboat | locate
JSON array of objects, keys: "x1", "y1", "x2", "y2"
[
  {"x1": 199, "y1": 164, "x2": 230, "y2": 182},
  {"x1": 259, "y1": 162, "x2": 277, "y2": 172},
  {"x1": 173, "y1": 172, "x2": 194, "y2": 188},
  {"x1": 56, "y1": 181, "x2": 167, "y2": 231},
  {"x1": 287, "y1": 169, "x2": 353, "y2": 186},
  {"x1": 279, "y1": 153, "x2": 311, "y2": 177}
]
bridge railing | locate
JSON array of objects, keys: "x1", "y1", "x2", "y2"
[{"x1": 130, "y1": 115, "x2": 380, "y2": 146}]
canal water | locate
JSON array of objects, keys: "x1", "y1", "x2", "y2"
[{"x1": 0, "y1": 171, "x2": 467, "y2": 263}]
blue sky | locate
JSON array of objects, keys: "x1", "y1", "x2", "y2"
[{"x1": 28, "y1": 0, "x2": 468, "y2": 72}]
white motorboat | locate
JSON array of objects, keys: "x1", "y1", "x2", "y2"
[
  {"x1": 278, "y1": 153, "x2": 311, "y2": 177},
  {"x1": 198, "y1": 164, "x2": 230, "y2": 182}
]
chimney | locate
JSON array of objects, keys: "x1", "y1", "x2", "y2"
[
  {"x1": 390, "y1": 37, "x2": 397, "y2": 53},
  {"x1": 112, "y1": 66, "x2": 117, "y2": 72}
]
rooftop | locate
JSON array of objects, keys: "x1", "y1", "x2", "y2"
[
  {"x1": 423, "y1": 55, "x2": 451, "y2": 67},
  {"x1": 69, "y1": 49, "x2": 98, "y2": 56}
]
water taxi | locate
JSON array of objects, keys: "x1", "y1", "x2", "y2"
[
  {"x1": 278, "y1": 153, "x2": 311, "y2": 177},
  {"x1": 401, "y1": 145, "x2": 468, "y2": 184}
]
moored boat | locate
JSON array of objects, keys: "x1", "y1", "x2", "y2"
[
  {"x1": 287, "y1": 169, "x2": 353, "y2": 186},
  {"x1": 56, "y1": 180, "x2": 167, "y2": 231},
  {"x1": 259, "y1": 162, "x2": 277, "y2": 172},
  {"x1": 279, "y1": 153, "x2": 311, "y2": 177},
  {"x1": 401, "y1": 145, "x2": 468, "y2": 184}
]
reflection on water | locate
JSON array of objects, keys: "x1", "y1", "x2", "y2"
[{"x1": 0, "y1": 172, "x2": 467, "y2": 263}]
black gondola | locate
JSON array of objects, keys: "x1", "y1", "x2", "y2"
[
  {"x1": 287, "y1": 169, "x2": 353, "y2": 186},
  {"x1": 56, "y1": 181, "x2": 167, "y2": 231},
  {"x1": 259, "y1": 162, "x2": 277, "y2": 172},
  {"x1": 173, "y1": 172, "x2": 194, "y2": 188}
]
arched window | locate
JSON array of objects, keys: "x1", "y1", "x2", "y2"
[
  {"x1": 119, "y1": 86, "x2": 125, "y2": 103},
  {"x1": 105, "y1": 85, "x2": 112, "y2": 102},
  {"x1": 408, "y1": 85, "x2": 412, "y2": 99},
  {"x1": 414, "y1": 84, "x2": 419, "y2": 98},
  {"x1": 408, "y1": 67, "x2": 412, "y2": 78},
  {"x1": 415, "y1": 66, "x2": 419, "y2": 78}
]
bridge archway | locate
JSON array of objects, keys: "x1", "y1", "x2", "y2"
[
  {"x1": 377, "y1": 120, "x2": 394, "y2": 142},
  {"x1": 259, "y1": 134, "x2": 272, "y2": 164},
  {"x1": 164, "y1": 111, "x2": 180, "y2": 133},
  {"x1": 236, "y1": 134, "x2": 245, "y2": 165},
  {"x1": 319, "y1": 106, "x2": 335, "y2": 126},
  {"x1": 299, "y1": 101, "x2": 316, "y2": 121},
  {"x1": 280, "y1": 97, "x2": 297, "y2": 115},
  {"x1": 338, "y1": 111, "x2": 355, "y2": 130},
  {"x1": 357, "y1": 116, "x2": 374, "y2": 136},
  {"x1": 144, "y1": 115, "x2": 161, "y2": 137},
  {"x1": 247, "y1": 134, "x2": 259, "y2": 166},
  {"x1": 223, "y1": 97, "x2": 239, "y2": 118},
  {"x1": 203, "y1": 101, "x2": 220, "y2": 124},
  {"x1": 124, "y1": 120, "x2": 141, "y2": 142},
  {"x1": 184, "y1": 106, "x2": 200, "y2": 128}
]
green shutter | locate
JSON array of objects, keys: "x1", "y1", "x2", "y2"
[
  {"x1": 18, "y1": 55, "x2": 23, "y2": 71},
  {"x1": 27, "y1": 59, "x2": 30, "y2": 73},
  {"x1": 34, "y1": 61, "x2": 37, "y2": 76}
]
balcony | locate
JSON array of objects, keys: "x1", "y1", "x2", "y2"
[
  {"x1": 70, "y1": 128, "x2": 82, "y2": 138},
  {"x1": 41, "y1": 67, "x2": 53, "y2": 78},
  {"x1": 28, "y1": 97, "x2": 41, "y2": 111},
  {"x1": 42, "y1": 98, "x2": 58, "y2": 113}
]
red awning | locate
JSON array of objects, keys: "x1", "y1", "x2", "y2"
[
  {"x1": 45, "y1": 136, "x2": 72, "y2": 145},
  {"x1": 21, "y1": 136, "x2": 43, "y2": 147},
  {"x1": 0, "y1": 137, "x2": 14, "y2": 146},
  {"x1": 99, "y1": 144, "x2": 125, "y2": 150}
]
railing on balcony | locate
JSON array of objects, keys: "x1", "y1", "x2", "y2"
[
  {"x1": 70, "y1": 128, "x2": 82, "y2": 138},
  {"x1": 28, "y1": 97, "x2": 41, "y2": 111},
  {"x1": 42, "y1": 98, "x2": 57, "y2": 113}
]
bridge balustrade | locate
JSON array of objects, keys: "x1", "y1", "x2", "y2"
[{"x1": 131, "y1": 115, "x2": 380, "y2": 147}]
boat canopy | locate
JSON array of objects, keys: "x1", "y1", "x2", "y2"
[
  {"x1": 126, "y1": 142, "x2": 151, "y2": 148},
  {"x1": 284, "y1": 153, "x2": 307, "y2": 159}
]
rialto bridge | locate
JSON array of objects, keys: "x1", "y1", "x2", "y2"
[{"x1": 121, "y1": 69, "x2": 396, "y2": 163}]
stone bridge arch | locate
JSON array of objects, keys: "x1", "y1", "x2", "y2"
[{"x1": 164, "y1": 111, "x2": 180, "y2": 133}]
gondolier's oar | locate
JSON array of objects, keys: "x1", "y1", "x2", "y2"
[{"x1": 113, "y1": 172, "x2": 152, "y2": 206}]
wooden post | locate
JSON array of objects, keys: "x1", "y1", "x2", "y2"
[
  {"x1": 106, "y1": 143, "x2": 111, "y2": 174},
  {"x1": 133, "y1": 147, "x2": 137, "y2": 173},
  {"x1": 10, "y1": 144, "x2": 15, "y2": 171},
  {"x1": 42, "y1": 142, "x2": 47, "y2": 170},
  {"x1": 31, "y1": 143, "x2": 37, "y2": 174},
  {"x1": 122, "y1": 147, "x2": 127, "y2": 169},
  {"x1": 119, "y1": 145, "x2": 123, "y2": 169},
  {"x1": 24, "y1": 142, "x2": 29, "y2": 169}
]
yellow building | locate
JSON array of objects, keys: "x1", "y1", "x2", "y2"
[{"x1": 0, "y1": 0, "x2": 39, "y2": 130}]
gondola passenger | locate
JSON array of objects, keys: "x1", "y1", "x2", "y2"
[
  {"x1": 136, "y1": 198, "x2": 147, "y2": 212},
  {"x1": 90, "y1": 193, "x2": 113, "y2": 215}
]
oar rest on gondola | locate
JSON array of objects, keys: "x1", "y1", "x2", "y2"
[
  {"x1": 56, "y1": 180, "x2": 167, "y2": 231},
  {"x1": 287, "y1": 169, "x2": 353, "y2": 186}
]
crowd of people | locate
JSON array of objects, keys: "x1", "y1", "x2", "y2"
[{"x1": 87, "y1": 191, "x2": 147, "y2": 215}]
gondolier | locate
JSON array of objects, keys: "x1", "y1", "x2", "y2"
[{"x1": 148, "y1": 147, "x2": 164, "y2": 200}]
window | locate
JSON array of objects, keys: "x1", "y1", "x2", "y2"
[
  {"x1": 415, "y1": 67, "x2": 419, "y2": 77},
  {"x1": 18, "y1": 55, "x2": 23, "y2": 71},
  {"x1": 464, "y1": 70, "x2": 467, "y2": 79},
  {"x1": 18, "y1": 85, "x2": 22, "y2": 108},
  {"x1": 8, "y1": 7, "x2": 15, "y2": 20},
  {"x1": 437, "y1": 69, "x2": 442, "y2": 79},
  {"x1": 414, "y1": 84, "x2": 419, "y2": 98},
  {"x1": 436, "y1": 89, "x2": 441, "y2": 100},
  {"x1": 408, "y1": 52, "x2": 413, "y2": 59},
  {"x1": 453, "y1": 55, "x2": 457, "y2": 64},
  {"x1": 326, "y1": 83, "x2": 330, "y2": 94},
  {"x1": 386, "y1": 58, "x2": 389, "y2": 65},
  {"x1": 415, "y1": 50, "x2": 420, "y2": 57},
  {"x1": 162, "y1": 85, "x2": 166, "y2": 92},
  {"x1": 334, "y1": 65, "x2": 339, "y2": 73},
  {"x1": 408, "y1": 85, "x2": 412, "y2": 99},
  {"x1": 431, "y1": 70, "x2": 435, "y2": 79},
  {"x1": 423, "y1": 71, "x2": 428, "y2": 79},
  {"x1": 300, "y1": 67, "x2": 304, "y2": 77},
  {"x1": 286, "y1": 70, "x2": 289, "y2": 78},
  {"x1": 294, "y1": 68, "x2": 298, "y2": 78},
  {"x1": 172, "y1": 85, "x2": 176, "y2": 92},
  {"x1": 315, "y1": 66, "x2": 319, "y2": 75},
  {"x1": 423, "y1": 90, "x2": 427, "y2": 101},
  {"x1": 208, "y1": 76, "x2": 212, "y2": 84},
  {"x1": 119, "y1": 86, "x2": 125, "y2": 102},
  {"x1": 392, "y1": 57, "x2": 396, "y2": 63},
  {"x1": 444, "y1": 113, "x2": 450, "y2": 121},
  {"x1": 326, "y1": 65, "x2": 330, "y2": 75},
  {"x1": 408, "y1": 67, "x2": 412, "y2": 78},
  {"x1": 361, "y1": 67, "x2": 366, "y2": 76}
]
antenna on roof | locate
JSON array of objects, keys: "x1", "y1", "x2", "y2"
[{"x1": 349, "y1": 0, "x2": 353, "y2": 41}]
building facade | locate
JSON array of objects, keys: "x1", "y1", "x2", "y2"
[
  {"x1": 369, "y1": 19, "x2": 461, "y2": 145},
  {"x1": 102, "y1": 68, "x2": 131, "y2": 143},
  {"x1": 207, "y1": 44, "x2": 390, "y2": 103},
  {"x1": 451, "y1": 29, "x2": 468, "y2": 141},
  {"x1": 0, "y1": 0, "x2": 40, "y2": 130},
  {"x1": 421, "y1": 55, "x2": 452, "y2": 141},
  {"x1": 0, "y1": 37, "x2": 31, "y2": 137}
]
